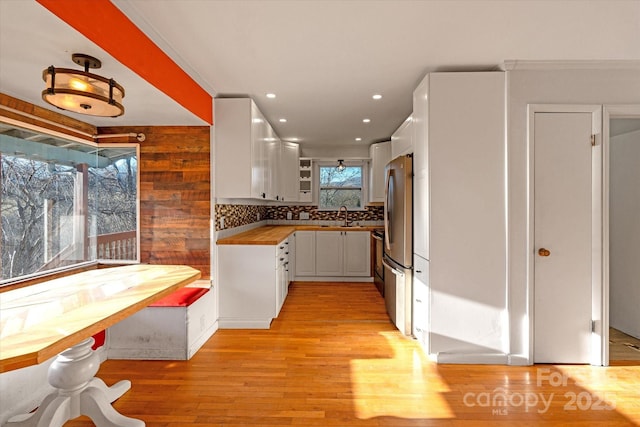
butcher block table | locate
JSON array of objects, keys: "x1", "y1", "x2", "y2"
[{"x1": 0, "y1": 264, "x2": 201, "y2": 427}]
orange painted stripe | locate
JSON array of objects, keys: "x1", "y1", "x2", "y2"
[{"x1": 36, "y1": 0, "x2": 213, "y2": 125}]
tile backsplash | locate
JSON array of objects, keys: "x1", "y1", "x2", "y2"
[
  {"x1": 215, "y1": 204, "x2": 384, "y2": 231},
  {"x1": 215, "y1": 204, "x2": 269, "y2": 230}
]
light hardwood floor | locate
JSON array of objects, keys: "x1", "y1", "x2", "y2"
[
  {"x1": 610, "y1": 328, "x2": 640, "y2": 362},
  {"x1": 70, "y1": 282, "x2": 640, "y2": 426}
]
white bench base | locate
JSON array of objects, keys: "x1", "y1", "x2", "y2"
[{"x1": 107, "y1": 285, "x2": 217, "y2": 360}]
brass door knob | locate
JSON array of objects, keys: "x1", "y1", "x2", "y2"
[{"x1": 538, "y1": 248, "x2": 551, "y2": 257}]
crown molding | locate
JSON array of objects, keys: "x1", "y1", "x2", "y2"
[{"x1": 500, "y1": 60, "x2": 640, "y2": 71}]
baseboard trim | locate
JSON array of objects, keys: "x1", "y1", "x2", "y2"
[
  {"x1": 436, "y1": 352, "x2": 509, "y2": 365},
  {"x1": 219, "y1": 318, "x2": 273, "y2": 329},
  {"x1": 294, "y1": 276, "x2": 373, "y2": 282},
  {"x1": 507, "y1": 354, "x2": 532, "y2": 366}
]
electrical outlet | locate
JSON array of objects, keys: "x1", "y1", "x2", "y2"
[
  {"x1": 300, "y1": 212, "x2": 310, "y2": 220},
  {"x1": 257, "y1": 212, "x2": 261, "y2": 221},
  {"x1": 220, "y1": 216, "x2": 225, "y2": 229},
  {"x1": 286, "y1": 211, "x2": 292, "y2": 220}
]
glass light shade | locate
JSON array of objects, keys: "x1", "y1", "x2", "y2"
[{"x1": 42, "y1": 67, "x2": 125, "y2": 117}]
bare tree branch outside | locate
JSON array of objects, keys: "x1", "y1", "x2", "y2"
[
  {"x1": 1, "y1": 127, "x2": 138, "y2": 282},
  {"x1": 319, "y1": 165, "x2": 363, "y2": 209}
]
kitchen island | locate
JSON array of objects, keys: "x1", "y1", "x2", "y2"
[{"x1": 217, "y1": 225, "x2": 381, "y2": 329}]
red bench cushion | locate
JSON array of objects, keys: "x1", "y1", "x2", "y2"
[
  {"x1": 150, "y1": 287, "x2": 209, "y2": 307},
  {"x1": 92, "y1": 330, "x2": 106, "y2": 350}
]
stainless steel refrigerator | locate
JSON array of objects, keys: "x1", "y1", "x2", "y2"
[{"x1": 383, "y1": 154, "x2": 413, "y2": 336}]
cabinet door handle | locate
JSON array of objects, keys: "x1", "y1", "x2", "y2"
[
  {"x1": 415, "y1": 270, "x2": 422, "y2": 273},
  {"x1": 415, "y1": 299, "x2": 422, "y2": 303},
  {"x1": 280, "y1": 257, "x2": 285, "y2": 261},
  {"x1": 279, "y1": 246, "x2": 285, "y2": 249}
]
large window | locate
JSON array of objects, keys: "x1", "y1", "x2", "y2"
[
  {"x1": 318, "y1": 161, "x2": 365, "y2": 210},
  {"x1": 0, "y1": 123, "x2": 138, "y2": 283}
]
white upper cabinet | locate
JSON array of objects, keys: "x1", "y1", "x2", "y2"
[
  {"x1": 215, "y1": 98, "x2": 254, "y2": 199},
  {"x1": 280, "y1": 141, "x2": 300, "y2": 202},
  {"x1": 298, "y1": 158, "x2": 313, "y2": 202},
  {"x1": 412, "y1": 76, "x2": 429, "y2": 259},
  {"x1": 264, "y1": 124, "x2": 280, "y2": 200},
  {"x1": 412, "y1": 75, "x2": 429, "y2": 176},
  {"x1": 369, "y1": 141, "x2": 391, "y2": 203},
  {"x1": 391, "y1": 115, "x2": 414, "y2": 158},
  {"x1": 251, "y1": 102, "x2": 267, "y2": 199},
  {"x1": 215, "y1": 98, "x2": 283, "y2": 201}
]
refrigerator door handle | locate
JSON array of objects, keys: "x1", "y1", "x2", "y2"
[
  {"x1": 382, "y1": 258, "x2": 405, "y2": 277},
  {"x1": 384, "y1": 168, "x2": 393, "y2": 251}
]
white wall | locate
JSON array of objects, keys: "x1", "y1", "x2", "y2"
[
  {"x1": 506, "y1": 67, "x2": 640, "y2": 363},
  {"x1": 610, "y1": 128, "x2": 640, "y2": 339}
]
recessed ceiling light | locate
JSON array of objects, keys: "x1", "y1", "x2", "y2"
[
  {"x1": 266, "y1": 93, "x2": 276, "y2": 99},
  {"x1": 279, "y1": 118, "x2": 287, "y2": 123},
  {"x1": 372, "y1": 94, "x2": 382, "y2": 100},
  {"x1": 355, "y1": 137, "x2": 362, "y2": 141},
  {"x1": 363, "y1": 118, "x2": 371, "y2": 123},
  {"x1": 289, "y1": 137, "x2": 300, "y2": 142}
]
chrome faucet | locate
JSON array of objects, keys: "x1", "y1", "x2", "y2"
[{"x1": 338, "y1": 205, "x2": 351, "y2": 227}]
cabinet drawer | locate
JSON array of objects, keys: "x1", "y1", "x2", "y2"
[{"x1": 275, "y1": 238, "x2": 289, "y2": 264}]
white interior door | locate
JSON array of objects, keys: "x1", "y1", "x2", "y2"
[{"x1": 534, "y1": 112, "x2": 595, "y2": 364}]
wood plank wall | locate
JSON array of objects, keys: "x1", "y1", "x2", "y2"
[{"x1": 100, "y1": 126, "x2": 211, "y2": 279}]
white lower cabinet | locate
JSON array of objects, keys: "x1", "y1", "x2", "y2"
[
  {"x1": 294, "y1": 231, "x2": 316, "y2": 276},
  {"x1": 343, "y1": 231, "x2": 371, "y2": 276},
  {"x1": 276, "y1": 239, "x2": 290, "y2": 314},
  {"x1": 218, "y1": 237, "x2": 290, "y2": 328},
  {"x1": 315, "y1": 231, "x2": 344, "y2": 276},
  {"x1": 287, "y1": 235, "x2": 296, "y2": 283},
  {"x1": 412, "y1": 254, "x2": 429, "y2": 350},
  {"x1": 295, "y1": 230, "x2": 370, "y2": 279}
]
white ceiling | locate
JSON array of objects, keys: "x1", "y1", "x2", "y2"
[{"x1": 1, "y1": 0, "x2": 639, "y2": 148}]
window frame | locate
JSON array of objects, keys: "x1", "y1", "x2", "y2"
[
  {"x1": 315, "y1": 160, "x2": 369, "y2": 211},
  {"x1": 0, "y1": 119, "x2": 140, "y2": 287}
]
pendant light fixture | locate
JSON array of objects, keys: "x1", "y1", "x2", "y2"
[
  {"x1": 42, "y1": 53, "x2": 125, "y2": 117},
  {"x1": 336, "y1": 159, "x2": 346, "y2": 172}
]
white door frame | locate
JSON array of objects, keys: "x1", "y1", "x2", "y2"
[
  {"x1": 526, "y1": 104, "x2": 603, "y2": 366},
  {"x1": 602, "y1": 104, "x2": 640, "y2": 366}
]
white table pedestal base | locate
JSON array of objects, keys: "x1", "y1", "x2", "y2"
[{"x1": 4, "y1": 338, "x2": 143, "y2": 427}]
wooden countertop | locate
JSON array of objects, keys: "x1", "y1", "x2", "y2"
[
  {"x1": 217, "y1": 225, "x2": 382, "y2": 245},
  {"x1": 0, "y1": 264, "x2": 201, "y2": 372}
]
